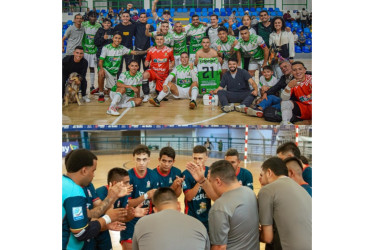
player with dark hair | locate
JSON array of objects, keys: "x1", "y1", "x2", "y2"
[
  {"x1": 208, "y1": 160, "x2": 259, "y2": 250},
  {"x1": 184, "y1": 14, "x2": 209, "y2": 63},
  {"x1": 153, "y1": 147, "x2": 184, "y2": 197},
  {"x1": 224, "y1": 148, "x2": 254, "y2": 189},
  {"x1": 216, "y1": 26, "x2": 239, "y2": 75},
  {"x1": 63, "y1": 13, "x2": 84, "y2": 56},
  {"x1": 62, "y1": 149, "x2": 129, "y2": 249},
  {"x1": 284, "y1": 157, "x2": 312, "y2": 197},
  {"x1": 120, "y1": 145, "x2": 160, "y2": 250},
  {"x1": 300, "y1": 155, "x2": 312, "y2": 187},
  {"x1": 182, "y1": 145, "x2": 218, "y2": 230},
  {"x1": 276, "y1": 141, "x2": 301, "y2": 159}
]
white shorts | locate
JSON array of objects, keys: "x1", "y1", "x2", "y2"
[
  {"x1": 189, "y1": 54, "x2": 196, "y2": 63},
  {"x1": 172, "y1": 85, "x2": 191, "y2": 99},
  {"x1": 104, "y1": 69, "x2": 117, "y2": 90},
  {"x1": 84, "y1": 53, "x2": 97, "y2": 68},
  {"x1": 248, "y1": 59, "x2": 264, "y2": 71},
  {"x1": 174, "y1": 55, "x2": 181, "y2": 67},
  {"x1": 109, "y1": 91, "x2": 132, "y2": 105},
  {"x1": 221, "y1": 59, "x2": 229, "y2": 70}
]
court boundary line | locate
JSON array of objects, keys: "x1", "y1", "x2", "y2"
[
  {"x1": 111, "y1": 108, "x2": 131, "y2": 125},
  {"x1": 183, "y1": 112, "x2": 227, "y2": 125}
]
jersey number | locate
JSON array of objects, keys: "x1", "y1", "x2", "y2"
[{"x1": 202, "y1": 67, "x2": 214, "y2": 78}]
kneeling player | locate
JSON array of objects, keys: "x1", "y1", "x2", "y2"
[
  {"x1": 107, "y1": 60, "x2": 143, "y2": 116},
  {"x1": 149, "y1": 52, "x2": 199, "y2": 109}
]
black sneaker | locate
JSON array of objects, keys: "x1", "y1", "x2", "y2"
[
  {"x1": 149, "y1": 97, "x2": 161, "y2": 107},
  {"x1": 189, "y1": 100, "x2": 197, "y2": 109}
]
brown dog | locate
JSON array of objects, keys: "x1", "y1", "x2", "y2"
[{"x1": 64, "y1": 72, "x2": 82, "y2": 107}]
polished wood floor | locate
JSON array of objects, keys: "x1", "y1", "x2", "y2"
[
  {"x1": 62, "y1": 153, "x2": 266, "y2": 250},
  {"x1": 62, "y1": 59, "x2": 312, "y2": 126}
]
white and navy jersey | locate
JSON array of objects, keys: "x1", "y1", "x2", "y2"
[
  {"x1": 236, "y1": 167, "x2": 254, "y2": 190},
  {"x1": 182, "y1": 166, "x2": 211, "y2": 230},
  {"x1": 259, "y1": 75, "x2": 278, "y2": 89},
  {"x1": 153, "y1": 166, "x2": 182, "y2": 188}
]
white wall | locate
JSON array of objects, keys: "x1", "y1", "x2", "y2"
[{"x1": 264, "y1": 0, "x2": 311, "y2": 12}]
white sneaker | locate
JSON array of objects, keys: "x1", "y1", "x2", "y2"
[
  {"x1": 82, "y1": 95, "x2": 90, "y2": 103},
  {"x1": 106, "y1": 106, "x2": 120, "y2": 116},
  {"x1": 143, "y1": 95, "x2": 149, "y2": 102},
  {"x1": 235, "y1": 104, "x2": 246, "y2": 112},
  {"x1": 280, "y1": 121, "x2": 293, "y2": 126}
]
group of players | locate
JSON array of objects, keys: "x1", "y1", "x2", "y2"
[
  {"x1": 62, "y1": 1, "x2": 312, "y2": 124},
  {"x1": 63, "y1": 141, "x2": 312, "y2": 250}
]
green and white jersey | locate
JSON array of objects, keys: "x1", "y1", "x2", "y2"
[
  {"x1": 185, "y1": 24, "x2": 208, "y2": 55},
  {"x1": 99, "y1": 44, "x2": 132, "y2": 76},
  {"x1": 216, "y1": 35, "x2": 237, "y2": 60},
  {"x1": 151, "y1": 31, "x2": 174, "y2": 48},
  {"x1": 234, "y1": 34, "x2": 266, "y2": 60},
  {"x1": 82, "y1": 21, "x2": 101, "y2": 54},
  {"x1": 169, "y1": 64, "x2": 196, "y2": 88},
  {"x1": 112, "y1": 71, "x2": 143, "y2": 97},
  {"x1": 171, "y1": 31, "x2": 188, "y2": 56},
  {"x1": 197, "y1": 57, "x2": 221, "y2": 94}
]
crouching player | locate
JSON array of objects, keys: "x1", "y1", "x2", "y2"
[
  {"x1": 107, "y1": 60, "x2": 143, "y2": 116},
  {"x1": 149, "y1": 52, "x2": 199, "y2": 109}
]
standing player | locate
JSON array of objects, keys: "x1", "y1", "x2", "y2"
[
  {"x1": 107, "y1": 60, "x2": 144, "y2": 116},
  {"x1": 121, "y1": 145, "x2": 159, "y2": 250},
  {"x1": 205, "y1": 14, "x2": 222, "y2": 50},
  {"x1": 194, "y1": 37, "x2": 221, "y2": 94},
  {"x1": 153, "y1": 147, "x2": 184, "y2": 197},
  {"x1": 185, "y1": 15, "x2": 209, "y2": 63},
  {"x1": 280, "y1": 61, "x2": 312, "y2": 125},
  {"x1": 182, "y1": 145, "x2": 219, "y2": 231},
  {"x1": 228, "y1": 14, "x2": 257, "y2": 38},
  {"x1": 82, "y1": 11, "x2": 102, "y2": 93},
  {"x1": 224, "y1": 148, "x2": 254, "y2": 189},
  {"x1": 234, "y1": 26, "x2": 269, "y2": 79},
  {"x1": 216, "y1": 27, "x2": 239, "y2": 75},
  {"x1": 253, "y1": 10, "x2": 272, "y2": 48},
  {"x1": 145, "y1": 21, "x2": 173, "y2": 48},
  {"x1": 62, "y1": 14, "x2": 84, "y2": 56},
  {"x1": 97, "y1": 32, "x2": 147, "y2": 103},
  {"x1": 170, "y1": 21, "x2": 188, "y2": 66},
  {"x1": 151, "y1": 0, "x2": 173, "y2": 31},
  {"x1": 149, "y1": 52, "x2": 199, "y2": 109},
  {"x1": 142, "y1": 34, "x2": 175, "y2": 102}
]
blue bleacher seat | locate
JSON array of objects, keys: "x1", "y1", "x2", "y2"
[
  {"x1": 308, "y1": 32, "x2": 312, "y2": 39},
  {"x1": 202, "y1": 11, "x2": 208, "y2": 16},
  {"x1": 256, "y1": 8, "x2": 261, "y2": 12},
  {"x1": 147, "y1": 19, "x2": 154, "y2": 24},
  {"x1": 208, "y1": 8, "x2": 213, "y2": 12},
  {"x1": 220, "y1": 8, "x2": 225, "y2": 12},
  {"x1": 308, "y1": 45, "x2": 312, "y2": 52},
  {"x1": 183, "y1": 8, "x2": 188, "y2": 12},
  {"x1": 171, "y1": 8, "x2": 175, "y2": 12},
  {"x1": 63, "y1": 24, "x2": 68, "y2": 29},
  {"x1": 203, "y1": 17, "x2": 209, "y2": 23},
  {"x1": 297, "y1": 27, "x2": 303, "y2": 33},
  {"x1": 306, "y1": 39, "x2": 312, "y2": 45},
  {"x1": 146, "y1": 9, "x2": 152, "y2": 13},
  {"x1": 277, "y1": 11, "x2": 283, "y2": 16},
  {"x1": 196, "y1": 12, "x2": 201, "y2": 16},
  {"x1": 146, "y1": 12, "x2": 151, "y2": 17},
  {"x1": 196, "y1": 8, "x2": 201, "y2": 12},
  {"x1": 304, "y1": 27, "x2": 310, "y2": 33},
  {"x1": 140, "y1": 9, "x2": 145, "y2": 13},
  {"x1": 239, "y1": 11, "x2": 244, "y2": 16},
  {"x1": 237, "y1": 21, "x2": 243, "y2": 26},
  {"x1": 66, "y1": 20, "x2": 73, "y2": 25},
  {"x1": 218, "y1": 18, "x2": 222, "y2": 23},
  {"x1": 103, "y1": 13, "x2": 107, "y2": 17},
  {"x1": 270, "y1": 12, "x2": 277, "y2": 17},
  {"x1": 96, "y1": 9, "x2": 100, "y2": 13},
  {"x1": 190, "y1": 8, "x2": 195, "y2": 12},
  {"x1": 244, "y1": 7, "x2": 249, "y2": 12},
  {"x1": 153, "y1": 24, "x2": 157, "y2": 30},
  {"x1": 177, "y1": 8, "x2": 182, "y2": 12},
  {"x1": 232, "y1": 23, "x2": 237, "y2": 30},
  {"x1": 268, "y1": 8, "x2": 274, "y2": 12},
  {"x1": 302, "y1": 46, "x2": 310, "y2": 53},
  {"x1": 262, "y1": 8, "x2": 267, "y2": 11},
  {"x1": 238, "y1": 8, "x2": 243, "y2": 12},
  {"x1": 221, "y1": 11, "x2": 227, "y2": 16},
  {"x1": 224, "y1": 23, "x2": 229, "y2": 28},
  {"x1": 232, "y1": 8, "x2": 237, "y2": 12},
  {"x1": 171, "y1": 12, "x2": 174, "y2": 17},
  {"x1": 275, "y1": 8, "x2": 280, "y2": 11},
  {"x1": 203, "y1": 8, "x2": 208, "y2": 12},
  {"x1": 226, "y1": 7, "x2": 231, "y2": 12},
  {"x1": 214, "y1": 8, "x2": 219, "y2": 12},
  {"x1": 295, "y1": 46, "x2": 302, "y2": 53},
  {"x1": 214, "y1": 11, "x2": 220, "y2": 16},
  {"x1": 190, "y1": 12, "x2": 195, "y2": 16},
  {"x1": 251, "y1": 12, "x2": 257, "y2": 16},
  {"x1": 208, "y1": 11, "x2": 213, "y2": 16}
]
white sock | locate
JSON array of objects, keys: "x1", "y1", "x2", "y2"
[
  {"x1": 157, "y1": 87, "x2": 169, "y2": 101},
  {"x1": 281, "y1": 100, "x2": 294, "y2": 122},
  {"x1": 90, "y1": 73, "x2": 95, "y2": 87},
  {"x1": 99, "y1": 92, "x2": 104, "y2": 96},
  {"x1": 191, "y1": 87, "x2": 198, "y2": 101},
  {"x1": 118, "y1": 100, "x2": 135, "y2": 108},
  {"x1": 110, "y1": 93, "x2": 122, "y2": 107}
]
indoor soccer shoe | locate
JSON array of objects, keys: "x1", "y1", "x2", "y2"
[
  {"x1": 235, "y1": 104, "x2": 246, "y2": 113},
  {"x1": 98, "y1": 94, "x2": 105, "y2": 103},
  {"x1": 106, "y1": 106, "x2": 120, "y2": 116},
  {"x1": 149, "y1": 97, "x2": 161, "y2": 107},
  {"x1": 221, "y1": 105, "x2": 234, "y2": 113},
  {"x1": 143, "y1": 95, "x2": 149, "y2": 102},
  {"x1": 82, "y1": 95, "x2": 91, "y2": 103},
  {"x1": 90, "y1": 88, "x2": 99, "y2": 95},
  {"x1": 246, "y1": 107, "x2": 263, "y2": 117},
  {"x1": 189, "y1": 100, "x2": 197, "y2": 109}
]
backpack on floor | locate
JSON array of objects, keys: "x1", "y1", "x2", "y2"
[{"x1": 263, "y1": 107, "x2": 282, "y2": 122}]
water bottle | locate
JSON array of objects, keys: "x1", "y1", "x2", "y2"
[{"x1": 211, "y1": 95, "x2": 216, "y2": 110}]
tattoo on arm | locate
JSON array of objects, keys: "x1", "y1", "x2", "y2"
[{"x1": 88, "y1": 197, "x2": 113, "y2": 218}]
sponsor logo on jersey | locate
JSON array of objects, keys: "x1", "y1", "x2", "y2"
[
  {"x1": 152, "y1": 58, "x2": 167, "y2": 63},
  {"x1": 72, "y1": 206, "x2": 84, "y2": 221},
  {"x1": 169, "y1": 177, "x2": 172, "y2": 184},
  {"x1": 146, "y1": 181, "x2": 150, "y2": 188},
  {"x1": 87, "y1": 189, "x2": 92, "y2": 197},
  {"x1": 196, "y1": 202, "x2": 207, "y2": 215}
]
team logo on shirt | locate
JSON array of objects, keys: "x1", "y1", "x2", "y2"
[
  {"x1": 72, "y1": 206, "x2": 84, "y2": 221},
  {"x1": 146, "y1": 181, "x2": 150, "y2": 188},
  {"x1": 169, "y1": 177, "x2": 172, "y2": 184},
  {"x1": 196, "y1": 202, "x2": 207, "y2": 215}
]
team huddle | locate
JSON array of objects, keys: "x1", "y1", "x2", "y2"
[
  {"x1": 62, "y1": 2, "x2": 312, "y2": 124},
  {"x1": 62, "y1": 142, "x2": 312, "y2": 250}
]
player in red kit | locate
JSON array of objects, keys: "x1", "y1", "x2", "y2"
[
  {"x1": 280, "y1": 61, "x2": 312, "y2": 125},
  {"x1": 142, "y1": 34, "x2": 175, "y2": 102}
]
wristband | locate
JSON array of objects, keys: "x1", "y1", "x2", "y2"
[
  {"x1": 144, "y1": 193, "x2": 149, "y2": 200},
  {"x1": 199, "y1": 178, "x2": 206, "y2": 185},
  {"x1": 102, "y1": 214, "x2": 111, "y2": 225}
]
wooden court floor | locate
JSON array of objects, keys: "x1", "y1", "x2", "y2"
[
  {"x1": 62, "y1": 153, "x2": 266, "y2": 250},
  {"x1": 62, "y1": 59, "x2": 312, "y2": 126}
]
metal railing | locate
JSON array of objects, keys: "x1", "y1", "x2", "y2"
[
  {"x1": 221, "y1": 0, "x2": 276, "y2": 10},
  {"x1": 62, "y1": 1, "x2": 89, "y2": 12},
  {"x1": 93, "y1": 0, "x2": 145, "y2": 10},
  {"x1": 282, "y1": 0, "x2": 308, "y2": 11}
]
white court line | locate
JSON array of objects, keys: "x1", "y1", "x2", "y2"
[
  {"x1": 111, "y1": 108, "x2": 131, "y2": 125},
  {"x1": 184, "y1": 112, "x2": 227, "y2": 125}
]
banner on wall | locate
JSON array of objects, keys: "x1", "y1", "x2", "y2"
[{"x1": 62, "y1": 141, "x2": 79, "y2": 157}]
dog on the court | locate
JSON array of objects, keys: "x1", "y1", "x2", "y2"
[{"x1": 64, "y1": 72, "x2": 82, "y2": 107}]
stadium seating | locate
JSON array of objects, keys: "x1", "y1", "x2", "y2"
[
  {"x1": 147, "y1": 18, "x2": 154, "y2": 24},
  {"x1": 304, "y1": 27, "x2": 311, "y2": 34},
  {"x1": 302, "y1": 46, "x2": 310, "y2": 53},
  {"x1": 295, "y1": 45, "x2": 302, "y2": 53},
  {"x1": 177, "y1": 8, "x2": 182, "y2": 12},
  {"x1": 305, "y1": 39, "x2": 312, "y2": 45},
  {"x1": 256, "y1": 8, "x2": 261, "y2": 12},
  {"x1": 275, "y1": 8, "x2": 280, "y2": 12},
  {"x1": 268, "y1": 8, "x2": 274, "y2": 12}
]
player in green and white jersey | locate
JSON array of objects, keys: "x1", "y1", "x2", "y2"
[
  {"x1": 216, "y1": 26, "x2": 239, "y2": 75},
  {"x1": 145, "y1": 21, "x2": 174, "y2": 48},
  {"x1": 82, "y1": 11, "x2": 102, "y2": 95},
  {"x1": 97, "y1": 32, "x2": 147, "y2": 103},
  {"x1": 107, "y1": 60, "x2": 144, "y2": 115},
  {"x1": 234, "y1": 26, "x2": 269, "y2": 79},
  {"x1": 149, "y1": 52, "x2": 199, "y2": 109},
  {"x1": 194, "y1": 37, "x2": 222, "y2": 94},
  {"x1": 184, "y1": 15, "x2": 209, "y2": 63},
  {"x1": 170, "y1": 22, "x2": 188, "y2": 66}
]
